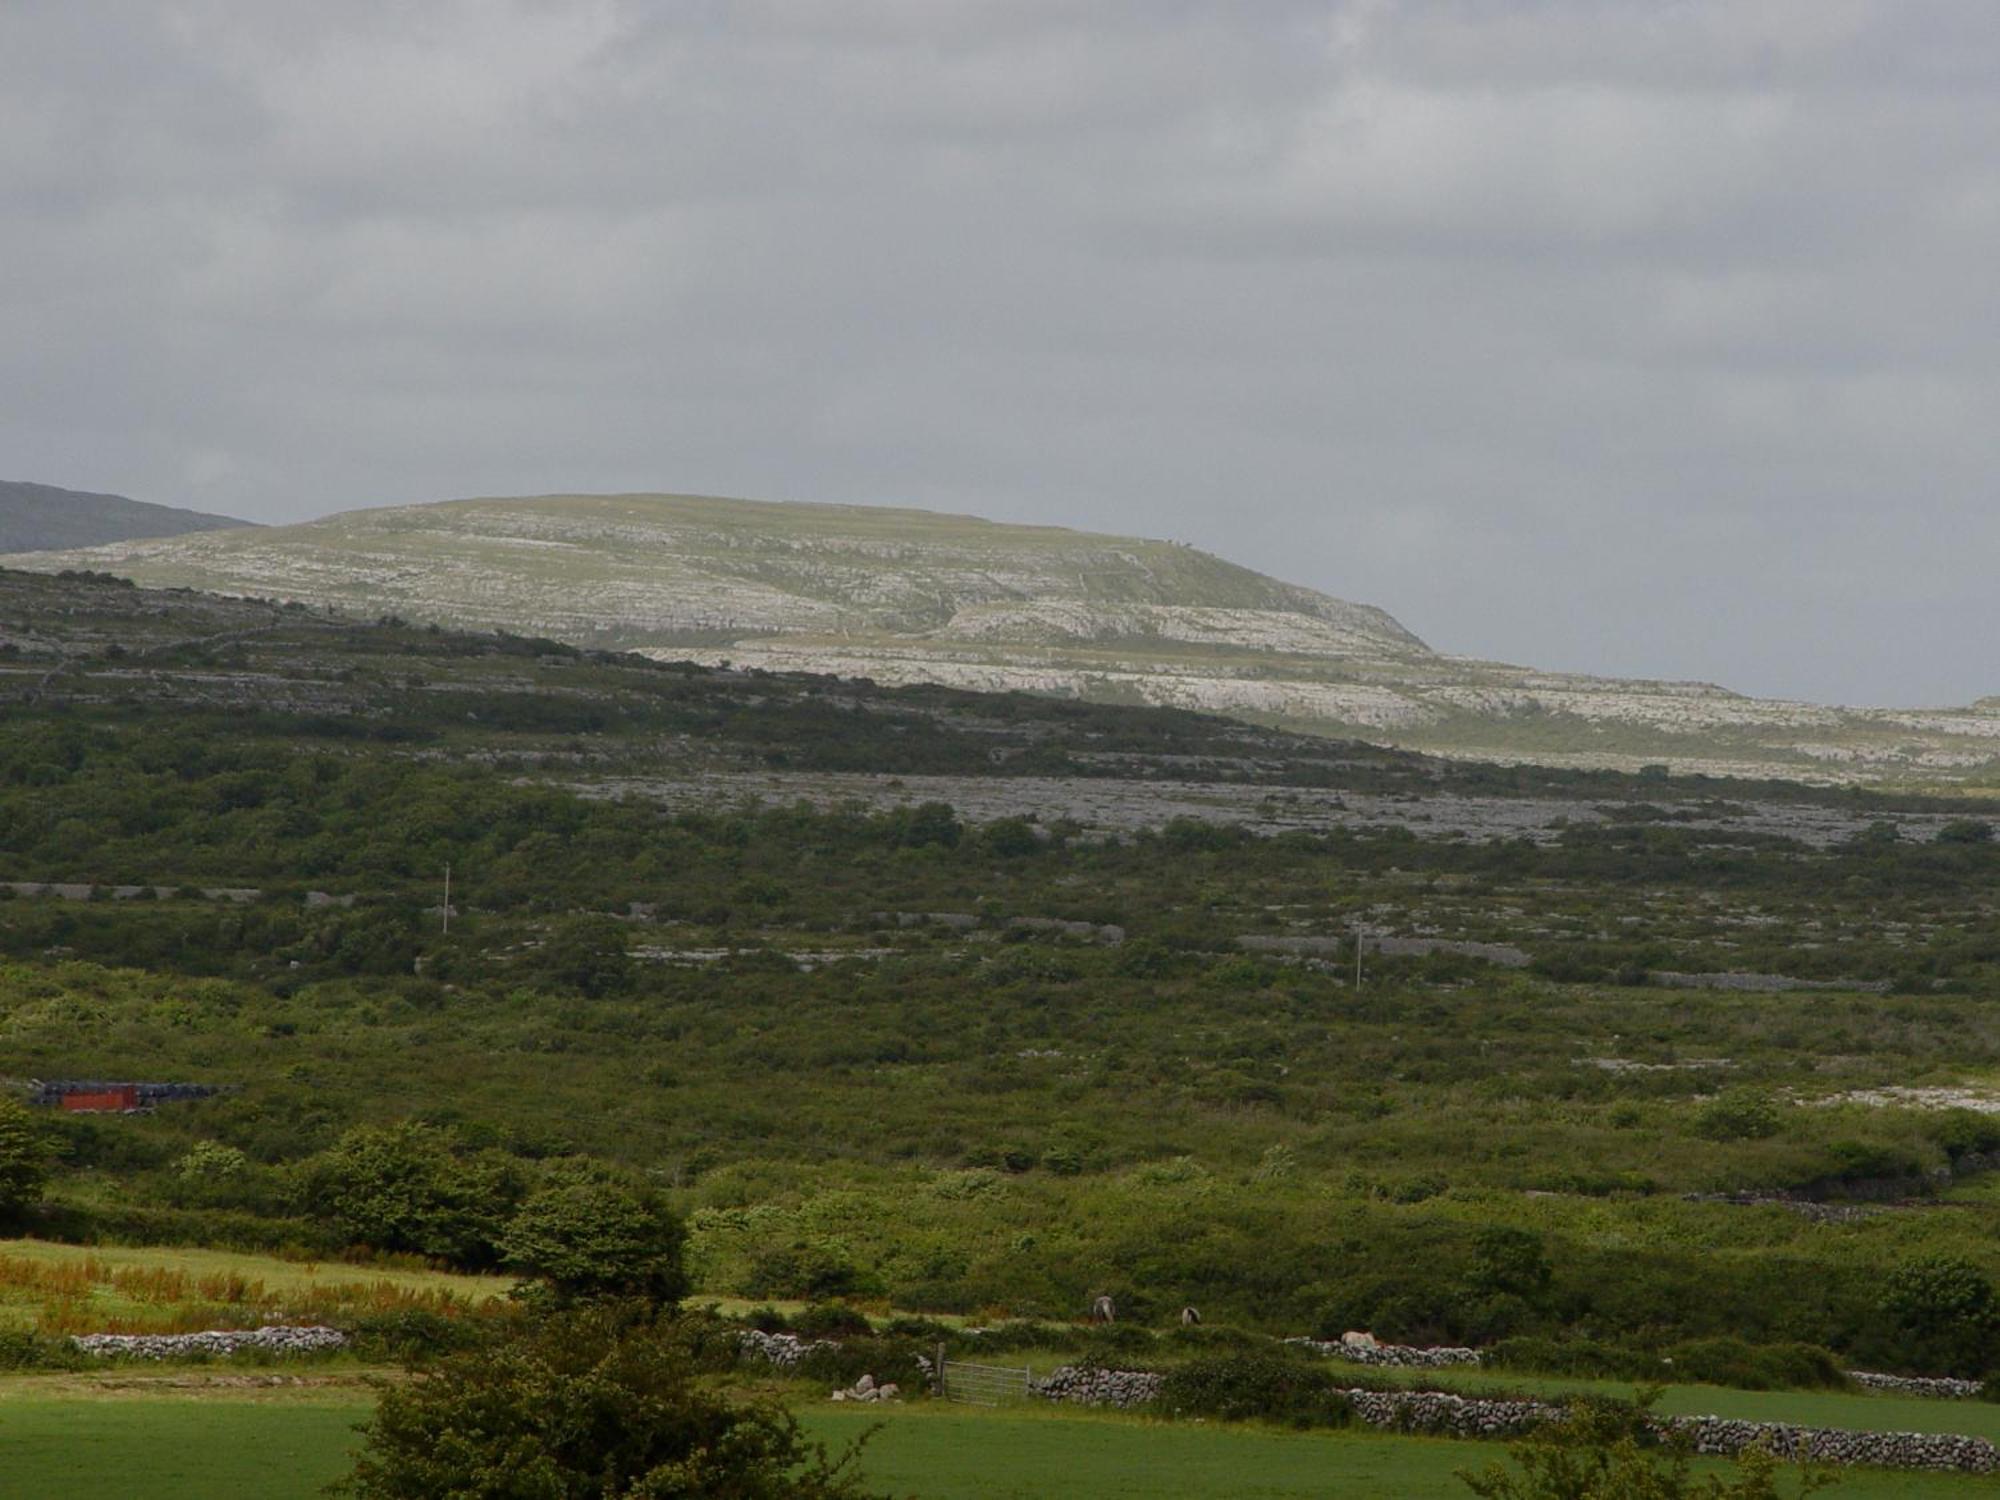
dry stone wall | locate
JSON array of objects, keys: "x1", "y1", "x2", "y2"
[
  {"x1": 1848, "y1": 1372, "x2": 1983, "y2": 1399},
  {"x1": 1284, "y1": 1336, "x2": 1484, "y2": 1369},
  {"x1": 1670, "y1": 1415, "x2": 1997, "y2": 1473},
  {"x1": 736, "y1": 1329, "x2": 838, "y2": 1370},
  {"x1": 72, "y1": 1326, "x2": 347, "y2": 1359},
  {"x1": 1034, "y1": 1366, "x2": 1164, "y2": 1407},
  {"x1": 1039, "y1": 1365, "x2": 2000, "y2": 1474},
  {"x1": 1345, "y1": 1388, "x2": 1560, "y2": 1437}
]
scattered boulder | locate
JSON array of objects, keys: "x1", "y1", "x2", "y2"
[{"x1": 830, "y1": 1373, "x2": 900, "y2": 1403}]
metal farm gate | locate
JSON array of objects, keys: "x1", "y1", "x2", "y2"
[{"x1": 935, "y1": 1351, "x2": 1033, "y2": 1406}]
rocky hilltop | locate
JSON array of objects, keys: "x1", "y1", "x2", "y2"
[{"x1": 8, "y1": 491, "x2": 1998, "y2": 786}]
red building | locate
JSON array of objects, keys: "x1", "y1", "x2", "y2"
[{"x1": 58, "y1": 1086, "x2": 141, "y2": 1113}]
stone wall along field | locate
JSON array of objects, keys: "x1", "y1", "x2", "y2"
[
  {"x1": 1283, "y1": 1336, "x2": 1484, "y2": 1369},
  {"x1": 72, "y1": 1326, "x2": 348, "y2": 1359}
]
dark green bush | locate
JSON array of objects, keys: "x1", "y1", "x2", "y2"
[
  {"x1": 345, "y1": 1307, "x2": 496, "y2": 1364},
  {"x1": 792, "y1": 1302, "x2": 875, "y2": 1340},
  {"x1": 1492, "y1": 1337, "x2": 1651, "y2": 1381},
  {"x1": 1495, "y1": 1336, "x2": 1848, "y2": 1392},
  {"x1": 1663, "y1": 1338, "x2": 1848, "y2": 1391},
  {"x1": 1157, "y1": 1352, "x2": 1354, "y2": 1428},
  {"x1": 0, "y1": 1329, "x2": 84, "y2": 1371}
]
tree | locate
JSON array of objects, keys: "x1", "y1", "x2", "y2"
[
  {"x1": 500, "y1": 1167, "x2": 688, "y2": 1306},
  {"x1": 1468, "y1": 1227, "x2": 1552, "y2": 1300},
  {"x1": 1882, "y1": 1255, "x2": 1997, "y2": 1376},
  {"x1": 340, "y1": 1308, "x2": 886, "y2": 1500},
  {"x1": 1460, "y1": 1401, "x2": 1832, "y2": 1500},
  {"x1": 897, "y1": 801, "x2": 962, "y2": 849},
  {"x1": 0, "y1": 1100, "x2": 51, "y2": 1224},
  {"x1": 1937, "y1": 818, "x2": 1995, "y2": 845},
  {"x1": 297, "y1": 1122, "x2": 523, "y2": 1267},
  {"x1": 532, "y1": 915, "x2": 636, "y2": 998},
  {"x1": 1693, "y1": 1091, "x2": 1782, "y2": 1143}
]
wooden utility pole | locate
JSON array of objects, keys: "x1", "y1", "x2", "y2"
[{"x1": 442, "y1": 863, "x2": 451, "y2": 935}]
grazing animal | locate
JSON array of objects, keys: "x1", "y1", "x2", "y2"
[
  {"x1": 1180, "y1": 1306, "x2": 1201, "y2": 1326},
  {"x1": 1090, "y1": 1294, "x2": 1115, "y2": 1324},
  {"x1": 1341, "y1": 1330, "x2": 1378, "y2": 1349}
]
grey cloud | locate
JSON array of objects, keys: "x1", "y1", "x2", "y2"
[{"x1": 2, "y1": 0, "x2": 1996, "y2": 706}]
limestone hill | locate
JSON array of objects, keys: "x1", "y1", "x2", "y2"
[{"x1": 8, "y1": 490, "x2": 1998, "y2": 787}]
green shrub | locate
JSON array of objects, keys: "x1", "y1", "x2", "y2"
[
  {"x1": 792, "y1": 1302, "x2": 875, "y2": 1340},
  {"x1": 499, "y1": 1166, "x2": 687, "y2": 1306},
  {"x1": 1692, "y1": 1091, "x2": 1782, "y2": 1142},
  {"x1": 295, "y1": 1122, "x2": 523, "y2": 1268},
  {"x1": 0, "y1": 1099, "x2": 53, "y2": 1225},
  {"x1": 344, "y1": 1308, "x2": 495, "y2": 1364},
  {"x1": 1881, "y1": 1255, "x2": 1999, "y2": 1376},
  {"x1": 1663, "y1": 1338, "x2": 1847, "y2": 1391},
  {"x1": 0, "y1": 1329, "x2": 84, "y2": 1371},
  {"x1": 1157, "y1": 1352, "x2": 1354, "y2": 1428},
  {"x1": 744, "y1": 1240, "x2": 869, "y2": 1301},
  {"x1": 1491, "y1": 1337, "x2": 1649, "y2": 1381},
  {"x1": 341, "y1": 1308, "x2": 889, "y2": 1499}
]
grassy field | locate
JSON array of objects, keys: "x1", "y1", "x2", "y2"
[
  {"x1": 805, "y1": 1405, "x2": 2000, "y2": 1500},
  {"x1": 0, "y1": 1386, "x2": 1993, "y2": 1500},
  {"x1": 0, "y1": 1238, "x2": 507, "y2": 1334},
  {"x1": 0, "y1": 1382, "x2": 366, "y2": 1499}
]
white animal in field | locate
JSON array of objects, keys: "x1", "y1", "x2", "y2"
[
  {"x1": 1180, "y1": 1306, "x2": 1201, "y2": 1326},
  {"x1": 1341, "y1": 1330, "x2": 1378, "y2": 1349},
  {"x1": 1090, "y1": 1294, "x2": 1115, "y2": 1324}
]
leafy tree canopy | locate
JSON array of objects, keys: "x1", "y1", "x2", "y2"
[
  {"x1": 501, "y1": 1165, "x2": 689, "y2": 1306},
  {"x1": 0, "y1": 1100, "x2": 51, "y2": 1224}
]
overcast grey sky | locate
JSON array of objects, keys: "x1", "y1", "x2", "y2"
[{"x1": 4, "y1": 2, "x2": 1996, "y2": 707}]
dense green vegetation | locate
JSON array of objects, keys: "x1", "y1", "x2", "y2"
[{"x1": 6, "y1": 568, "x2": 2000, "y2": 1396}]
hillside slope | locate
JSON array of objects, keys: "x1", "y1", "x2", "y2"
[
  {"x1": 0, "y1": 481, "x2": 249, "y2": 551},
  {"x1": 8, "y1": 491, "x2": 1999, "y2": 786}
]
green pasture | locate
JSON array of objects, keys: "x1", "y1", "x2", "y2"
[
  {"x1": 0, "y1": 1389, "x2": 1995, "y2": 1500},
  {"x1": 0, "y1": 1386, "x2": 366, "y2": 1499},
  {"x1": 808, "y1": 1405, "x2": 2000, "y2": 1499}
]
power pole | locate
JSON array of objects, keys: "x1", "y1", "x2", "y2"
[
  {"x1": 1353, "y1": 923, "x2": 1363, "y2": 989},
  {"x1": 442, "y1": 862, "x2": 451, "y2": 935}
]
